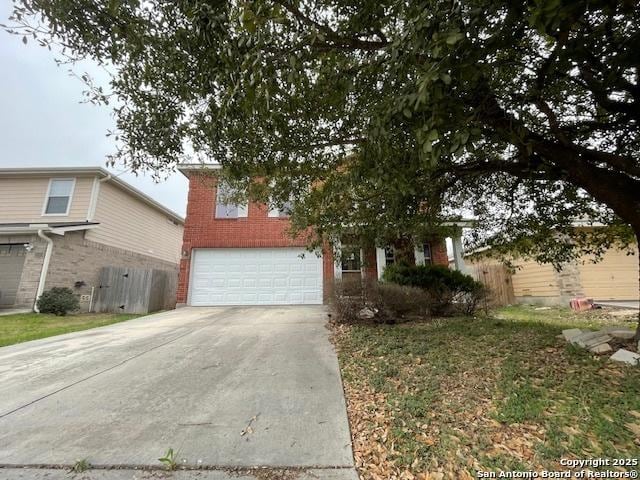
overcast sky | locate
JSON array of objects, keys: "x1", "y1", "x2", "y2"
[{"x1": 0, "y1": 3, "x2": 189, "y2": 217}]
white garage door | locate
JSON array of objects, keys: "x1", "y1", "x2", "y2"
[{"x1": 189, "y1": 248, "x2": 323, "y2": 306}]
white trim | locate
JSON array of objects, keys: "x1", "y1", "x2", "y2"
[
  {"x1": 49, "y1": 224, "x2": 100, "y2": 235},
  {"x1": 177, "y1": 163, "x2": 222, "y2": 175},
  {"x1": 451, "y1": 235, "x2": 469, "y2": 273},
  {"x1": 376, "y1": 247, "x2": 386, "y2": 279},
  {"x1": 215, "y1": 181, "x2": 249, "y2": 219},
  {"x1": 237, "y1": 202, "x2": 249, "y2": 218},
  {"x1": 268, "y1": 207, "x2": 280, "y2": 218},
  {"x1": 87, "y1": 176, "x2": 100, "y2": 221},
  {"x1": 333, "y1": 240, "x2": 342, "y2": 280},
  {"x1": 187, "y1": 248, "x2": 197, "y2": 306},
  {"x1": 41, "y1": 178, "x2": 76, "y2": 216},
  {"x1": 33, "y1": 229, "x2": 54, "y2": 312},
  {"x1": 415, "y1": 245, "x2": 426, "y2": 266},
  {"x1": 0, "y1": 224, "x2": 99, "y2": 236}
]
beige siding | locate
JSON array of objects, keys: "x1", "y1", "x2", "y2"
[
  {"x1": 467, "y1": 256, "x2": 559, "y2": 298},
  {"x1": 0, "y1": 176, "x2": 93, "y2": 223},
  {"x1": 579, "y1": 246, "x2": 639, "y2": 300},
  {"x1": 511, "y1": 260, "x2": 559, "y2": 297},
  {"x1": 86, "y1": 182, "x2": 182, "y2": 264}
]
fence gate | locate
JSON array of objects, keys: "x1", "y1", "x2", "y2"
[
  {"x1": 93, "y1": 266, "x2": 174, "y2": 314},
  {"x1": 470, "y1": 263, "x2": 515, "y2": 307}
]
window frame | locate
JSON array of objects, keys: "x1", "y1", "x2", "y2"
[
  {"x1": 214, "y1": 181, "x2": 248, "y2": 219},
  {"x1": 42, "y1": 178, "x2": 76, "y2": 216},
  {"x1": 268, "y1": 198, "x2": 294, "y2": 218},
  {"x1": 423, "y1": 242, "x2": 433, "y2": 265},
  {"x1": 340, "y1": 245, "x2": 363, "y2": 273},
  {"x1": 384, "y1": 245, "x2": 395, "y2": 267}
]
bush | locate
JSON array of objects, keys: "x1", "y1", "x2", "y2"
[
  {"x1": 37, "y1": 287, "x2": 80, "y2": 316},
  {"x1": 382, "y1": 264, "x2": 486, "y2": 316},
  {"x1": 366, "y1": 282, "x2": 431, "y2": 324},
  {"x1": 330, "y1": 280, "x2": 432, "y2": 324},
  {"x1": 330, "y1": 280, "x2": 365, "y2": 324}
]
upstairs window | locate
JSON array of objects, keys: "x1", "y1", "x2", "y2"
[
  {"x1": 215, "y1": 182, "x2": 248, "y2": 218},
  {"x1": 268, "y1": 199, "x2": 293, "y2": 218},
  {"x1": 423, "y1": 243, "x2": 433, "y2": 265},
  {"x1": 44, "y1": 178, "x2": 75, "y2": 215}
]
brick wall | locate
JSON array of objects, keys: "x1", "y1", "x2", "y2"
[
  {"x1": 177, "y1": 174, "x2": 334, "y2": 303},
  {"x1": 177, "y1": 173, "x2": 450, "y2": 304},
  {"x1": 7, "y1": 231, "x2": 179, "y2": 311},
  {"x1": 431, "y1": 239, "x2": 449, "y2": 266},
  {"x1": 45, "y1": 231, "x2": 179, "y2": 312}
]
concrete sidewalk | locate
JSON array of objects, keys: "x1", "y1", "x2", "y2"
[{"x1": 0, "y1": 306, "x2": 356, "y2": 479}]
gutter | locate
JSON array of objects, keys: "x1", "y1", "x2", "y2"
[{"x1": 33, "y1": 229, "x2": 54, "y2": 313}]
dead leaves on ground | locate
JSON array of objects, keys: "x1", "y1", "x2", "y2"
[{"x1": 330, "y1": 322, "x2": 564, "y2": 479}]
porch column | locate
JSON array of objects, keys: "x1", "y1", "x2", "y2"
[
  {"x1": 333, "y1": 240, "x2": 342, "y2": 280},
  {"x1": 451, "y1": 235, "x2": 469, "y2": 274},
  {"x1": 375, "y1": 247, "x2": 386, "y2": 279}
]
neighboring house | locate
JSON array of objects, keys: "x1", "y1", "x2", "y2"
[
  {"x1": 176, "y1": 165, "x2": 466, "y2": 306},
  {"x1": 468, "y1": 237, "x2": 639, "y2": 306},
  {"x1": 0, "y1": 167, "x2": 184, "y2": 311}
]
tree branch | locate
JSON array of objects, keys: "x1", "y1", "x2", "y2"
[{"x1": 274, "y1": 0, "x2": 388, "y2": 51}]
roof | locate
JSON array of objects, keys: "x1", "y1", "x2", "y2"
[
  {"x1": 177, "y1": 163, "x2": 222, "y2": 177},
  {"x1": 0, "y1": 167, "x2": 184, "y2": 225},
  {"x1": 0, "y1": 221, "x2": 100, "y2": 235}
]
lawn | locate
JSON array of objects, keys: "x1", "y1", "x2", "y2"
[
  {"x1": 332, "y1": 305, "x2": 640, "y2": 479},
  {"x1": 0, "y1": 312, "x2": 141, "y2": 347}
]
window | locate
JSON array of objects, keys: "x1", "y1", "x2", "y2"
[
  {"x1": 340, "y1": 245, "x2": 362, "y2": 272},
  {"x1": 215, "y1": 182, "x2": 248, "y2": 218},
  {"x1": 423, "y1": 243, "x2": 433, "y2": 265},
  {"x1": 384, "y1": 246, "x2": 395, "y2": 266},
  {"x1": 44, "y1": 179, "x2": 75, "y2": 215},
  {"x1": 278, "y1": 199, "x2": 293, "y2": 218},
  {"x1": 268, "y1": 198, "x2": 293, "y2": 218}
]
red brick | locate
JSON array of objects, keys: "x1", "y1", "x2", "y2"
[
  {"x1": 177, "y1": 174, "x2": 334, "y2": 303},
  {"x1": 178, "y1": 174, "x2": 449, "y2": 304}
]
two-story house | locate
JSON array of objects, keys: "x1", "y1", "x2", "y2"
[
  {"x1": 176, "y1": 164, "x2": 455, "y2": 306},
  {"x1": 0, "y1": 167, "x2": 184, "y2": 311}
]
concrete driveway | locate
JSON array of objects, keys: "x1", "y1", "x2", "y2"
[{"x1": 0, "y1": 307, "x2": 356, "y2": 479}]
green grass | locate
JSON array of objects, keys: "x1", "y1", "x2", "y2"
[
  {"x1": 0, "y1": 312, "x2": 141, "y2": 347},
  {"x1": 335, "y1": 305, "x2": 640, "y2": 477}
]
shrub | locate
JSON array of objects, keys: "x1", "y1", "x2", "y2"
[
  {"x1": 330, "y1": 279, "x2": 432, "y2": 324},
  {"x1": 330, "y1": 280, "x2": 365, "y2": 324},
  {"x1": 382, "y1": 264, "x2": 486, "y2": 315},
  {"x1": 37, "y1": 287, "x2": 80, "y2": 316},
  {"x1": 365, "y1": 282, "x2": 431, "y2": 324}
]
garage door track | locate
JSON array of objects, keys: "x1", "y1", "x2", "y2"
[{"x1": 0, "y1": 307, "x2": 356, "y2": 479}]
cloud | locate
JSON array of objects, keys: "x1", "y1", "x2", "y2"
[{"x1": 0, "y1": 3, "x2": 188, "y2": 217}]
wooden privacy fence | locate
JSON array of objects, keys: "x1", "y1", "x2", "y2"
[
  {"x1": 93, "y1": 266, "x2": 177, "y2": 314},
  {"x1": 470, "y1": 263, "x2": 515, "y2": 307}
]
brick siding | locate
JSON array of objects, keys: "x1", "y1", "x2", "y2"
[
  {"x1": 177, "y1": 174, "x2": 334, "y2": 304},
  {"x1": 178, "y1": 173, "x2": 450, "y2": 304},
  {"x1": 8, "y1": 231, "x2": 178, "y2": 310}
]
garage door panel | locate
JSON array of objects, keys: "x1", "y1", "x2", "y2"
[
  {"x1": 0, "y1": 244, "x2": 27, "y2": 307},
  {"x1": 190, "y1": 248, "x2": 323, "y2": 306}
]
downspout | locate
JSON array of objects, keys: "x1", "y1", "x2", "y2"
[{"x1": 33, "y1": 229, "x2": 54, "y2": 313}]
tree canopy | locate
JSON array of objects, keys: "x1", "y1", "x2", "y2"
[{"x1": 6, "y1": 0, "x2": 640, "y2": 262}]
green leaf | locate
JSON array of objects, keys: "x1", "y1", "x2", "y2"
[{"x1": 446, "y1": 32, "x2": 464, "y2": 45}]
